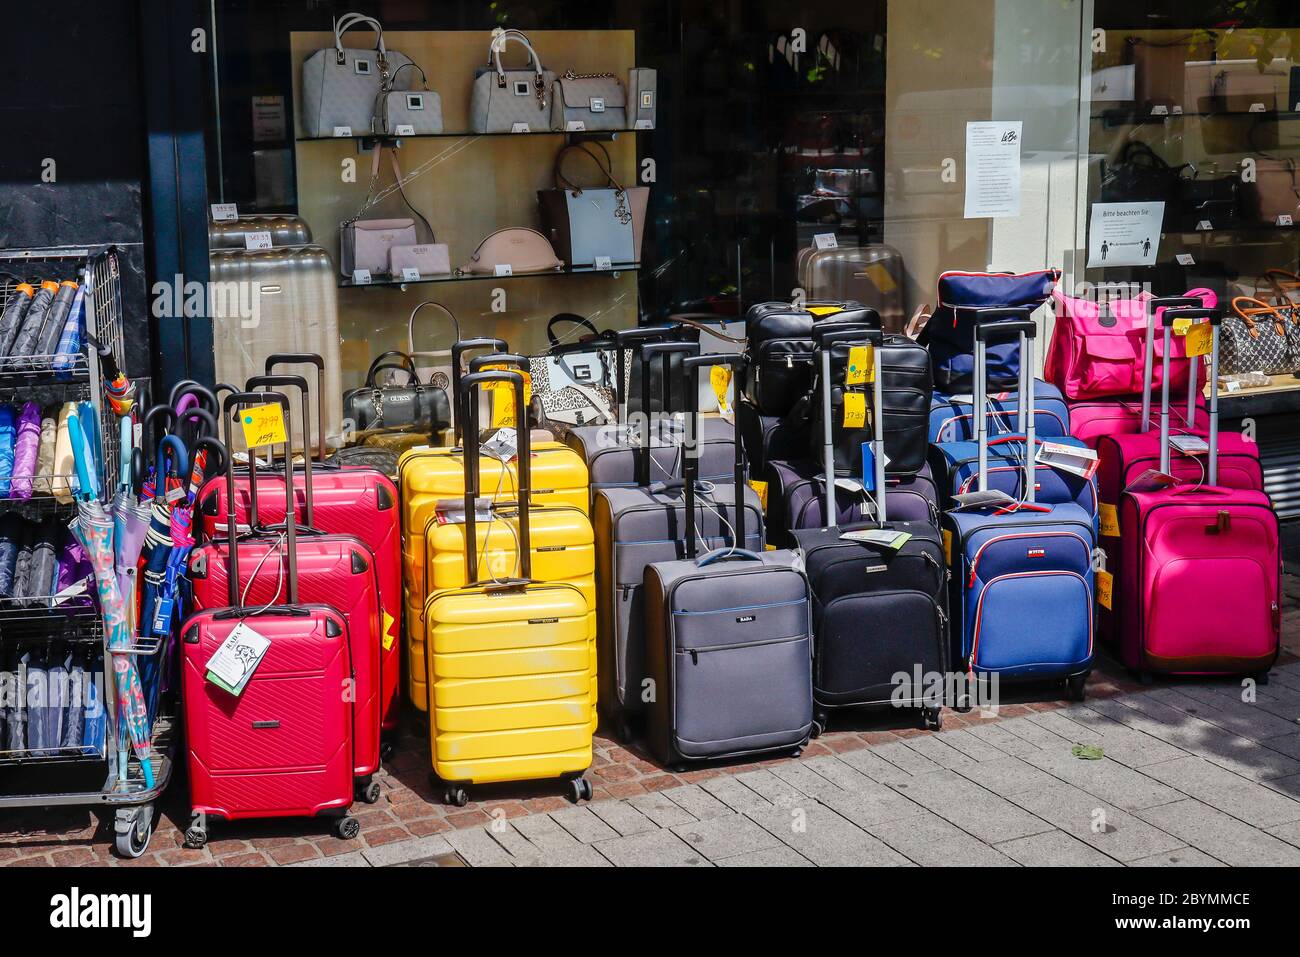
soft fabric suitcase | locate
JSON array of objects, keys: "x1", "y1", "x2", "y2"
[
  {"x1": 1113, "y1": 306, "x2": 1279, "y2": 679},
  {"x1": 593, "y1": 344, "x2": 764, "y2": 740},
  {"x1": 763, "y1": 459, "x2": 940, "y2": 546},
  {"x1": 927, "y1": 379, "x2": 1071, "y2": 444},
  {"x1": 208, "y1": 246, "x2": 342, "y2": 452},
  {"x1": 799, "y1": 243, "x2": 907, "y2": 333},
  {"x1": 1066, "y1": 395, "x2": 1205, "y2": 449},
  {"x1": 180, "y1": 428, "x2": 358, "y2": 848},
  {"x1": 930, "y1": 435, "x2": 1100, "y2": 522},
  {"x1": 940, "y1": 310, "x2": 1094, "y2": 699},
  {"x1": 736, "y1": 397, "x2": 804, "y2": 477},
  {"x1": 642, "y1": 353, "x2": 813, "y2": 766},
  {"x1": 423, "y1": 369, "x2": 594, "y2": 806}
]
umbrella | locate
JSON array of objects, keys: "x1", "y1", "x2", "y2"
[
  {"x1": 136, "y1": 435, "x2": 187, "y2": 712},
  {"x1": 153, "y1": 505, "x2": 194, "y2": 711},
  {"x1": 66, "y1": 406, "x2": 154, "y2": 789},
  {"x1": 112, "y1": 410, "x2": 150, "y2": 634}
]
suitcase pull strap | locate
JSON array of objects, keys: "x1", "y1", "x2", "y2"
[
  {"x1": 973, "y1": 309, "x2": 1037, "y2": 502},
  {"x1": 1142, "y1": 295, "x2": 1206, "y2": 432},
  {"x1": 812, "y1": 323, "x2": 884, "y2": 526},
  {"x1": 461, "y1": 369, "x2": 532, "y2": 584},
  {"x1": 636, "y1": 341, "x2": 700, "y2": 487},
  {"x1": 1157, "y1": 306, "x2": 1219, "y2": 482},
  {"x1": 246, "y1": 373, "x2": 316, "y2": 528},
  {"x1": 697, "y1": 548, "x2": 762, "y2": 567},
  {"x1": 449, "y1": 338, "x2": 508, "y2": 444},
  {"x1": 682, "y1": 353, "x2": 746, "y2": 559}
]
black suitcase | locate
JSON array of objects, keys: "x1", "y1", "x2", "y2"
[
  {"x1": 742, "y1": 305, "x2": 878, "y2": 417},
  {"x1": 643, "y1": 354, "x2": 813, "y2": 766},
  {"x1": 789, "y1": 325, "x2": 948, "y2": 734},
  {"x1": 736, "y1": 397, "x2": 805, "y2": 477}
]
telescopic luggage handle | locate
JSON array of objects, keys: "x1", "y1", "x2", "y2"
[
  {"x1": 812, "y1": 325, "x2": 885, "y2": 526},
  {"x1": 265, "y1": 353, "x2": 328, "y2": 462},
  {"x1": 247, "y1": 372, "x2": 321, "y2": 529},
  {"x1": 681, "y1": 353, "x2": 746, "y2": 560},
  {"x1": 1157, "y1": 306, "x2": 1221, "y2": 482},
  {"x1": 614, "y1": 325, "x2": 683, "y2": 419},
  {"x1": 972, "y1": 307, "x2": 1037, "y2": 501},
  {"x1": 450, "y1": 338, "x2": 508, "y2": 443},
  {"x1": 221, "y1": 391, "x2": 299, "y2": 608},
  {"x1": 460, "y1": 369, "x2": 532, "y2": 586},
  {"x1": 1142, "y1": 295, "x2": 1206, "y2": 431},
  {"x1": 634, "y1": 340, "x2": 700, "y2": 487}
]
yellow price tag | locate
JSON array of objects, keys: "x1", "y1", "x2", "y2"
[
  {"x1": 1098, "y1": 502, "x2": 1120, "y2": 538},
  {"x1": 747, "y1": 478, "x2": 769, "y2": 513},
  {"x1": 710, "y1": 365, "x2": 733, "y2": 413},
  {"x1": 845, "y1": 345, "x2": 874, "y2": 386},
  {"x1": 240, "y1": 403, "x2": 287, "y2": 449},
  {"x1": 381, "y1": 610, "x2": 397, "y2": 652},
  {"x1": 481, "y1": 365, "x2": 532, "y2": 428},
  {"x1": 1184, "y1": 322, "x2": 1212, "y2": 358},
  {"x1": 1096, "y1": 568, "x2": 1114, "y2": 611},
  {"x1": 843, "y1": 392, "x2": 867, "y2": 429},
  {"x1": 806, "y1": 304, "x2": 842, "y2": 316},
  {"x1": 1171, "y1": 317, "x2": 1193, "y2": 336},
  {"x1": 942, "y1": 528, "x2": 954, "y2": 567},
  {"x1": 860, "y1": 263, "x2": 898, "y2": 295}
]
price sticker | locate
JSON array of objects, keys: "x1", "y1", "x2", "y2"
[
  {"x1": 1175, "y1": 253, "x2": 1196, "y2": 266},
  {"x1": 395, "y1": 124, "x2": 416, "y2": 136},
  {"x1": 845, "y1": 345, "x2": 874, "y2": 385},
  {"x1": 594, "y1": 256, "x2": 613, "y2": 271},
  {"x1": 710, "y1": 365, "x2": 733, "y2": 413},
  {"x1": 814, "y1": 233, "x2": 839, "y2": 250},
  {"x1": 510, "y1": 122, "x2": 531, "y2": 133},
  {"x1": 1150, "y1": 104, "x2": 1169, "y2": 116},
  {"x1": 942, "y1": 528, "x2": 954, "y2": 567},
  {"x1": 332, "y1": 126, "x2": 353, "y2": 137},
  {"x1": 1196, "y1": 220, "x2": 1213, "y2": 231},
  {"x1": 634, "y1": 119, "x2": 654, "y2": 130},
  {"x1": 1172, "y1": 317, "x2": 1193, "y2": 336},
  {"x1": 480, "y1": 365, "x2": 532, "y2": 427},
  {"x1": 244, "y1": 231, "x2": 272, "y2": 250},
  {"x1": 747, "y1": 479, "x2": 769, "y2": 513},
  {"x1": 381, "y1": 611, "x2": 397, "y2": 652},
  {"x1": 240, "y1": 403, "x2": 287, "y2": 449},
  {"x1": 566, "y1": 120, "x2": 587, "y2": 132},
  {"x1": 842, "y1": 392, "x2": 867, "y2": 429},
  {"x1": 352, "y1": 268, "x2": 372, "y2": 285},
  {"x1": 1097, "y1": 568, "x2": 1114, "y2": 610},
  {"x1": 1099, "y1": 502, "x2": 1120, "y2": 537},
  {"x1": 494, "y1": 263, "x2": 513, "y2": 277},
  {"x1": 210, "y1": 203, "x2": 238, "y2": 222},
  {"x1": 1185, "y1": 321, "x2": 1213, "y2": 357},
  {"x1": 1278, "y1": 214, "x2": 1294, "y2": 227},
  {"x1": 401, "y1": 267, "x2": 422, "y2": 282}
]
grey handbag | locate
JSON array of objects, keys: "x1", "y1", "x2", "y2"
[
  {"x1": 301, "y1": 12, "x2": 418, "y2": 137},
  {"x1": 549, "y1": 71, "x2": 628, "y2": 131},
  {"x1": 537, "y1": 143, "x2": 640, "y2": 268},
  {"x1": 627, "y1": 68, "x2": 657, "y2": 129},
  {"x1": 373, "y1": 63, "x2": 443, "y2": 135},
  {"x1": 469, "y1": 30, "x2": 556, "y2": 133}
]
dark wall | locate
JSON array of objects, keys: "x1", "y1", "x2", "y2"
[{"x1": 0, "y1": 0, "x2": 151, "y2": 376}]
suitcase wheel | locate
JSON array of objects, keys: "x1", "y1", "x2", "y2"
[
  {"x1": 183, "y1": 823, "x2": 208, "y2": 850},
  {"x1": 1065, "y1": 674, "x2": 1088, "y2": 702},
  {"x1": 1255, "y1": 670, "x2": 1271, "y2": 687},
  {"x1": 358, "y1": 779, "x2": 383, "y2": 804},
  {"x1": 334, "y1": 816, "x2": 361, "y2": 840},
  {"x1": 380, "y1": 739, "x2": 397, "y2": 762},
  {"x1": 921, "y1": 705, "x2": 943, "y2": 731},
  {"x1": 810, "y1": 712, "x2": 828, "y2": 739},
  {"x1": 114, "y1": 806, "x2": 155, "y2": 859},
  {"x1": 568, "y1": 778, "x2": 593, "y2": 804},
  {"x1": 444, "y1": 786, "x2": 470, "y2": 808}
]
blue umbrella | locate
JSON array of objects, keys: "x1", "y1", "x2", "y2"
[{"x1": 136, "y1": 434, "x2": 187, "y2": 712}]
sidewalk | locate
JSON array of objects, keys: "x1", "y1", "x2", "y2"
[{"x1": 3, "y1": 578, "x2": 1298, "y2": 867}]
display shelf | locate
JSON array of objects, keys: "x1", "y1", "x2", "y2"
[
  {"x1": 1098, "y1": 107, "x2": 1300, "y2": 127},
  {"x1": 339, "y1": 263, "x2": 640, "y2": 289},
  {"x1": 298, "y1": 128, "x2": 643, "y2": 144},
  {"x1": 1218, "y1": 374, "x2": 1300, "y2": 417}
]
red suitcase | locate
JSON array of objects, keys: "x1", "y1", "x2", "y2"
[
  {"x1": 198, "y1": 359, "x2": 403, "y2": 741},
  {"x1": 190, "y1": 416, "x2": 383, "y2": 800},
  {"x1": 181, "y1": 393, "x2": 358, "y2": 849}
]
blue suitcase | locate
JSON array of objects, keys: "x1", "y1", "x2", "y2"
[
  {"x1": 939, "y1": 310, "x2": 1093, "y2": 701},
  {"x1": 927, "y1": 379, "x2": 1071, "y2": 443}
]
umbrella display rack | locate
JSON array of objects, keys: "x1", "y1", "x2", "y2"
[{"x1": 0, "y1": 247, "x2": 175, "y2": 859}]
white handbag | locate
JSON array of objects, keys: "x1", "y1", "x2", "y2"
[{"x1": 300, "y1": 13, "x2": 418, "y2": 137}]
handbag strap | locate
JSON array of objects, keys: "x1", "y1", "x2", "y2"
[
  {"x1": 388, "y1": 61, "x2": 429, "y2": 90},
  {"x1": 547, "y1": 313, "x2": 603, "y2": 348},
  {"x1": 365, "y1": 351, "x2": 417, "y2": 386},
  {"x1": 554, "y1": 142, "x2": 625, "y2": 194},
  {"x1": 387, "y1": 148, "x2": 438, "y2": 243},
  {"x1": 668, "y1": 313, "x2": 748, "y2": 345},
  {"x1": 334, "y1": 13, "x2": 386, "y2": 60},
  {"x1": 366, "y1": 362, "x2": 420, "y2": 388},
  {"x1": 407, "y1": 301, "x2": 460, "y2": 361},
  {"x1": 1232, "y1": 296, "x2": 1296, "y2": 335}
]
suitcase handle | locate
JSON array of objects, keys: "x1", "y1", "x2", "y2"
[
  {"x1": 1142, "y1": 295, "x2": 1208, "y2": 432},
  {"x1": 614, "y1": 325, "x2": 683, "y2": 419},
  {"x1": 634, "y1": 341, "x2": 701, "y2": 487},
  {"x1": 450, "y1": 338, "x2": 508, "y2": 444},
  {"x1": 213, "y1": 384, "x2": 239, "y2": 447},
  {"x1": 461, "y1": 369, "x2": 532, "y2": 584},
  {"x1": 222, "y1": 391, "x2": 298, "y2": 606},
  {"x1": 265, "y1": 354, "x2": 328, "y2": 463},
  {"x1": 682, "y1": 353, "x2": 746, "y2": 559},
  {"x1": 1157, "y1": 306, "x2": 1222, "y2": 482},
  {"x1": 696, "y1": 547, "x2": 762, "y2": 567},
  {"x1": 972, "y1": 307, "x2": 1037, "y2": 502},
  {"x1": 813, "y1": 326, "x2": 885, "y2": 526},
  {"x1": 246, "y1": 373, "x2": 317, "y2": 528}
]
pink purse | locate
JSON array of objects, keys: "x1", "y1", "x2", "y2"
[
  {"x1": 1045, "y1": 286, "x2": 1216, "y2": 400},
  {"x1": 340, "y1": 144, "x2": 448, "y2": 277},
  {"x1": 458, "y1": 227, "x2": 563, "y2": 275}
]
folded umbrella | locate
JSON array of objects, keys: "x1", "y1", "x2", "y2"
[
  {"x1": 8, "y1": 402, "x2": 41, "y2": 501},
  {"x1": 33, "y1": 412, "x2": 56, "y2": 497},
  {"x1": 0, "y1": 514, "x2": 19, "y2": 598},
  {"x1": 0, "y1": 405, "x2": 15, "y2": 497}
]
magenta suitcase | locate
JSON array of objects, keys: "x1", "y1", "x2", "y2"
[
  {"x1": 1114, "y1": 307, "x2": 1280, "y2": 679},
  {"x1": 1067, "y1": 394, "x2": 1206, "y2": 449},
  {"x1": 180, "y1": 394, "x2": 359, "y2": 849}
]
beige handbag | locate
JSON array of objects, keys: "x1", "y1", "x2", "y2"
[
  {"x1": 340, "y1": 144, "x2": 448, "y2": 277},
  {"x1": 458, "y1": 227, "x2": 564, "y2": 275}
]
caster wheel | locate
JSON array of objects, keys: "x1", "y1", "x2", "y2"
[
  {"x1": 568, "y1": 778, "x2": 593, "y2": 803},
  {"x1": 922, "y1": 707, "x2": 943, "y2": 731},
  {"x1": 1255, "y1": 671, "x2": 1271, "y2": 686},
  {"x1": 616, "y1": 718, "x2": 634, "y2": 744},
  {"x1": 114, "y1": 809, "x2": 153, "y2": 859},
  {"x1": 380, "y1": 740, "x2": 396, "y2": 762},
  {"x1": 1138, "y1": 670, "x2": 1154, "y2": 686},
  {"x1": 810, "y1": 720, "x2": 825, "y2": 739},
  {"x1": 1066, "y1": 674, "x2": 1088, "y2": 702},
  {"x1": 183, "y1": 825, "x2": 207, "y2": 850},
  {"x1": 444, "y1": 786, "x2": 469, "y2": 808},
  {"x1": 360, "y1": 780, "x2": 382, "y2": 804},
  {"x1": 335, "y1": 816, "x2": 361, "y2": 840},
  {"x1": 954, "y1": 694, "x2": 973, "y2": 714},
  {"x1": 791, "y1": 746, "x2": 803, "y2": 758}
]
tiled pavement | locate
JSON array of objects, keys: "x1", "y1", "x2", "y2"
[{"x1": 2, "y1": 575, "x2": 1299, "y2": 867}]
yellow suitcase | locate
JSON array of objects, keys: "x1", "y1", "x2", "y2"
[{"x1": 425, "y1": 369, "x2": 594, "y2": 805}]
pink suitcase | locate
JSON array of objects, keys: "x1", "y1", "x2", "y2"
[
  {"x1": 181, "y1": 393, "x2": 358, "y2": 848},
  {"x1": 1066, "y1": 394, "x2": 1206, "y2": 449},
  {"x1": 189, "y1": 408, "x2": 382, "y2": 802},
  {"x1": 1114, "y1": 307, "x2": 1280, "y2": 679}
]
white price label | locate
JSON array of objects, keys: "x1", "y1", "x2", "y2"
[
  {"x1": 244, "y1": 231, "x2": 272, "y2": 250},
  {"x1": 332, "y1": 126, "x2": 353, "y2": 137},
  {"x1": 1150, "y1": 104, "x2": 1169, "y2": 116},
  {"x1": 814, "y1": 233, "x2": 839, "y2": 250},
  {"x1": 352, "y1": 268, "x2": 373, "y2": 285},
  {"x1": 566, "y1": 120, "x2": 587, "y2": 132},
  {"x1": 1175, "y1": 253, "x2": 1196, "y2": 266},
  {"x1": 510, "y1": 122, "x2": 531, "y2": 133},
  {"x1": 1277, "y1": 214, "x2": 1294, "y2": 227},
  {"x1": 400, "y1": 266, "x2": 421, "y2": 282},
  {"x1": 634, "y1": 119, "x2": 654, "y2": 130},
  {"x1": 1249, "y1": 102, "x2": 1266, "y2": 113},
  {"x1": 494, "y1": 263, "x2": 514, "y2": 277},
  {"x1": 1171, "y1": 105, "x2": 1183, "y2": 115},
  {"x1": 1196, "y1": 220, "x2": 1213, "y2": 231},
  {"x1": 395, "y1": 124, "x2": 416, "y2": 136},
  {"x1": 594, "y1": 256, "x2": 613, "y2": 271},
  {"x1": 210, "y1": 203, "x2": 238, "y2": 222}
]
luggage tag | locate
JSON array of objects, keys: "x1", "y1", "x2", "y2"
[
  {"x1": 845, "y1": 345, "x2": 874, "y2": 385},
  {"x1": 1098, "y1": 502, "x2": 1121, "y2": 537},
  {"x1": 151, "y1": 595, "x2": 176, "y2": 636},
  {"x1": 1036, "y1": 441, "x2": 1099, "y2": 480},
  {"x1": 860, "y1": 445, "x2": 876, "y2": 492},
  {"x1": 1125, "y1": 469, "x2": 1178, "y2": 493},
  {"x1": 1169, "y1": 434, "x2": 1209, "y2": 456},
  {"x1": 747, "y1": 478, "x2": 769, "y2": 513},
  {"x1": 1096, "y1": 568, "x2": 1114, "y2": 610},
  {"x1": 950, "y1": 489, "x2": 1018, "y2": 510},
  {"x1": 1183, "y1": 322, "x2": 1212, "y2": 358},
  {"x1": 842, "y1": 392, "x2": 867, "y2": 429},
  {"x1": 480, "y1": 426, "x2": 518, "y2": 462},
  {"x1": 710, "y1": 365, "x2": 734, "y2": 415},
  {"x1": 840, "y1": 528, "x2": 912, "y2": 550},
  {"x1": 434, "y1": 496, "x2": 494, "y2": 525}
]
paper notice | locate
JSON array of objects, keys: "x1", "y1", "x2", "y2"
[{"x1": 964, "y1": 121, "x2": 1022, "y2": 219}]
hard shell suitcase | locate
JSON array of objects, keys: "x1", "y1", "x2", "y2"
[
  {"x1": 927, "y1": 380, "x2": 1071, "y2": 444},
  {"x1": 423, "y1": 369, "x2": 594, "y2": 806},
  {"x1": 788, "y1": 325, "x2": 947, "y2": 732},
  {"x1": 180, "y1": 398, "x2": 358, "y2": 847},
  {"x1": 208, "y1": 246, "x2": 343, "y2": 452},
  {"x1": 1093, "y1": 298, "x2": 1263, "y2": 648},
  {"x1": 1114, "y1": 306, "x2": 1279, "y2": 678},
  {"x1": 208, "y1": 214, "x2": 313, "y2": 250},
  {"x1": 190, "y1": 409, "x2": 382, "y2": 799},
  {"x1": 798, "y1": 243, "x2": 907, "y2": 333},
  {"x1": 642, "y1": 354, "x2": 813, "y2": 765},
  {"x1": 593, "y1": 343, "x2": 764, "y2": 738},
  {"x1": 940, "y1": 310, "x2": 1094, "y2": 698},
  {"x1": 199, "y1": 362, "x2": 404, "y2": 737}
]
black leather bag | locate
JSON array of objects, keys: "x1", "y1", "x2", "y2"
[
  {"x1": 341, "y1": 350, "x2": 451, "y2": 436},
  {"x1": 1099, "y1": 141, "x2": 1191, "y2": 228}
]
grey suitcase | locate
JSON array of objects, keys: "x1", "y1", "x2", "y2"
[
  {"x1": 592, "y1": 343, "x2": 764, "y2": 740},
  {"x1": 799, "y1": 244, "x2": 907, "y2": 334},
  {"x1": 642, "y1": 353, "x2": 813, "y2": 765},
  {"x1": 208, "y1": 244, "x2": 342, "y2": 452},
  {"x1": 208, "y1": 214, "x2": 313, "y2": 249}
]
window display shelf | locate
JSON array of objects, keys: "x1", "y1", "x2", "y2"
[
  {"x1": 339, "y1": 263, "x2": 640, "y2": 289},
  {"x1": 1217, "y1": 374, "x2": 1300, "y2": 417},
  {"x1": 297, "y1": 128, "x2": 643, "y2": 144},
  {"x1": 1098, "y1": 107, "x2": 1300, "y2": 127}
]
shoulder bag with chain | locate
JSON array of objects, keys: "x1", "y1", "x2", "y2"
[
  {"x1": 339, "y1": 143, "x2": 449, "y2": 278},
  {"x1": 550, "y1": 69, "x2": 627, "y2": 131}
]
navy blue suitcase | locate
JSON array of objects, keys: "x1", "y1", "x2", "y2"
[{"x1": 927, "y1": 379, "x2": 1071, "y2": 444}]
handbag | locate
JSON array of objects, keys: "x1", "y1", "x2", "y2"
[
  {"x1": 407, "y1": 300, "x2": 459, "y2": 428},
  {"x1": 469, "y1": 29, "x2": 556, "y2": 134},
  {"x1": 458, "y1": 227, "x2": 563, "y2": 275},
  {"x1": 1099, "y1": 141, "x2": 1189, "y2": 212},
  {"x1": 668, "y1": 313, "x2": 747, "y2": 413},
  {"x1": 341, "y1": 350, "x2": 452, "y2": 435},
  {"x1": 340, "y1": 144, "x2": 448, "y2": 277},
  {"x1": 537, "y1": 143, "x2": 646, "y2": 268},
  {"x1": 527, "y1": 314, "x2": 619, "y2": 433},
  {"x1": 300, "y1": 12, "x2": 418, "y2": 137},
  {"x1": 372, "y1": 62, "x2": 443, "y2": 135},
  {"x1": 1126, "y1": 32, "x2": 1215, "y2": 114},
  {"x1": 627, "y1": 68, "x2": 657, "y2": 128},
  {"x1": 1223, "y1": 297, "x2": 1300, "y2": 376},
  {"x1": 1243, "y1": 157, "x2": 1300, "y2": 224},
  {"x1": 550, "y1": 71, "x2": 628, "y2": 131}
]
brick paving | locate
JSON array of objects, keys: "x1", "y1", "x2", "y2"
[{"x1": 1, "y1": 576, "x2": 1297, "y2": 867}]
